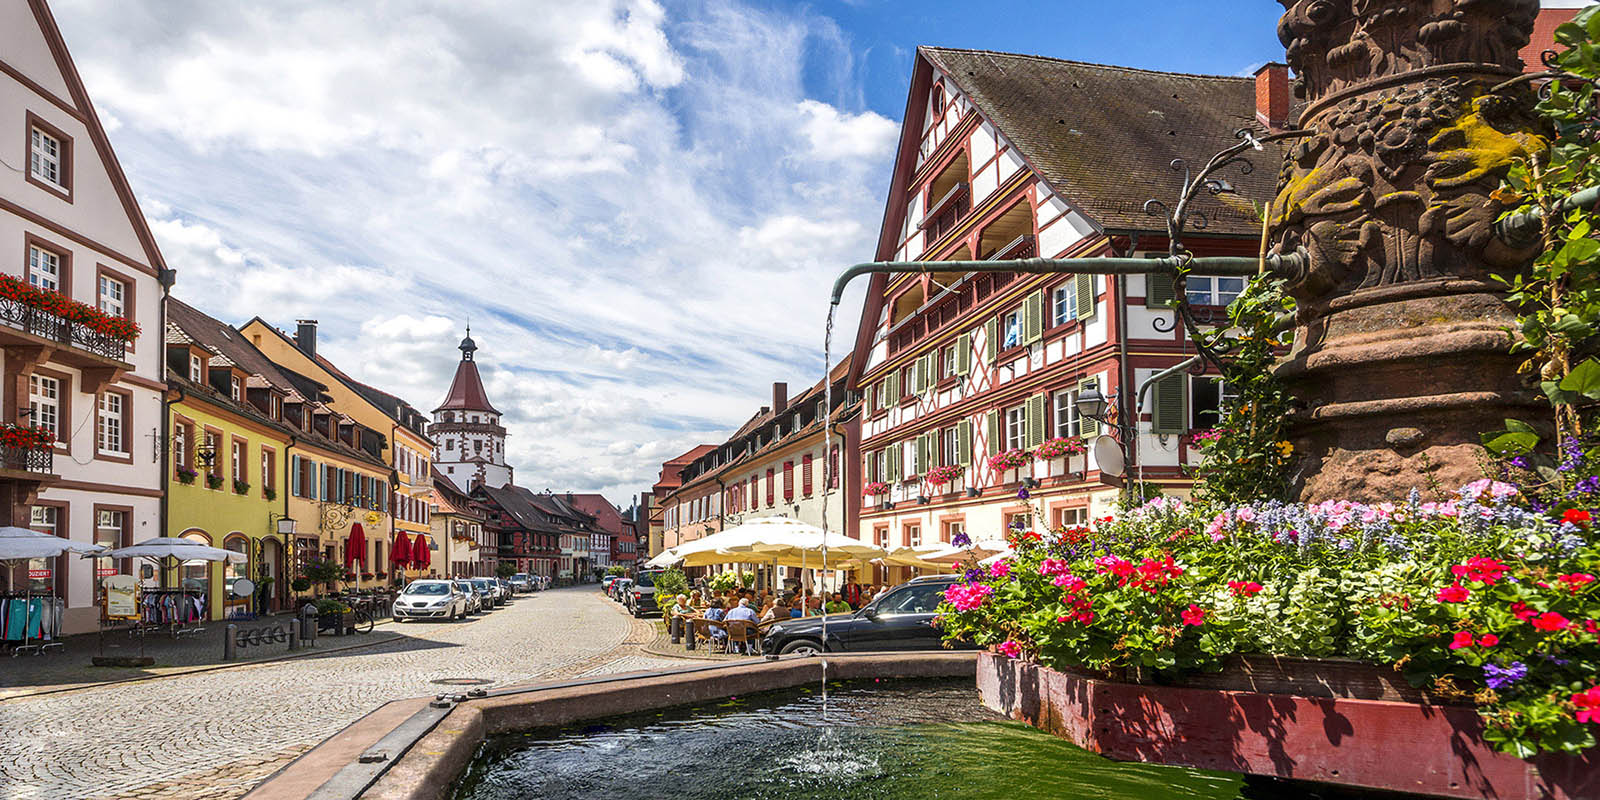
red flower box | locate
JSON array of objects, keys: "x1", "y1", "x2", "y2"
[
  {"x1": 0, "y1": 274, "x2": 140, "y2": 342},
  {"x1": 0, "y1": 423, "x2": 54, "y2": 451}
]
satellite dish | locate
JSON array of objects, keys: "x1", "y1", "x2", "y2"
[
  {"x1": 231, "y1": 578, "x2": 256, "y2": 598},
  {"x1": 1093, "y1": 437, "x2": 1125, "y2": 478}
]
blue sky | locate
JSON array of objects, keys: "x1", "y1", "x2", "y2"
[{"x1": 49, "y1": 0, "x2": 1292, "y2": 502}]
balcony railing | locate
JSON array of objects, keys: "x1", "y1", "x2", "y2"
[
  {"x1": 0, "y1": 442, "x2": 54, "y2": 475},
  {"x1": 0, "y1": 294, "x2": 128, "y2": 361}
]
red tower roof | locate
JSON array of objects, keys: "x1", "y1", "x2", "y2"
[{"x1": 434, "y1": 330, "x2": 501, "y2": 414}]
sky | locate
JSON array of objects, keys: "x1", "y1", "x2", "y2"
[{"x1": 48, "y1": 0, "x2": 1288, "y2": 504}]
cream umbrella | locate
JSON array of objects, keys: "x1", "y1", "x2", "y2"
[{"x1": 920, "y1": 538, "x2": 1011, "y2": 564}]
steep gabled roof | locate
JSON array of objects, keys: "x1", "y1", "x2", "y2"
[
  {"x1": 169, "y1": 299, "x2": 300, "y2": 395},
  {"x1": 917, "y1": 47, "x2": 1273, "y2": 236},
  {"x1": 434, "y1": 358, "x2": 499, "y2": 414},
  {"x1": 244, "y1": 318, "x2": 431, "y2": 440}
]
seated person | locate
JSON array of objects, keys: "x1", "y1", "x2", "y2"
[
  {"x1": 761, "y1": 598, "x2": 789, "y2": 622},
  {"x1": 724, "y1": 598, "x2": 760, "y2": 653},
  {"x1": 790, "y1": 592, "x2": 807, "y2": 617},
  {"x1": 824, "y1": 592, "x2": 852, "y2": 614},
  {"x1": 669, "y1": 594, "x2": 691, "y2": 622},
  {"x1": 704, "y1": 599, "x2": 726, "y2": 639}
]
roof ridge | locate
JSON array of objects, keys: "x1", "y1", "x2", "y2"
[{"x1": 918, "y1": 46, "x2": 1255, "y2": 83}]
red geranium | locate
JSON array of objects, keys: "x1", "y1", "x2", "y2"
[
  {"x1": 1478, "y1": 634, "x2": 1499, "y2": 647},
  {"x1": 1511, "y1": 601, "x2": 1538, "y2": 621},
  {"x1": 1450, "y1": 556, "x2": 1510, "y2": 585},
  {"x1": 1448, "y1": 631, "x2": 1475, "y2": 650},
  {"x1": 1562, "y1": 508, "x2": 1591, "y2": 526},
  {"x1": 1574, "y1": 686, "x2": 1600, "y2": 724},
  {"x1": 1180, "y1": 604, "x2": 1206, "y2": 626},
  {"x1": 0, "y1": 275, "x2": 140, "y2": 342},
  {"x1": 1531, "y1": 612, "x2": 1572, "y2": 632},
  {"x1": 1436, "y1": 584, "x2": 1471, "y2": 603},
  {"x1": 1557, "y1": 573, "x2": 1596, "y2": 594},
  {"x1": 1228, "y1": 580, "x2": 1264, "y2": 597}
]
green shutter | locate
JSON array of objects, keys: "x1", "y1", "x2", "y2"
[
  {"x1": 918, "y1": 354, "x2": 933, "y2": 394},
  {"x1": 986, "y1": 409, "x2": 1000, "y2": 456},
  {"x1": 1026, "y1": 393, "x2": 1046, "y2": 448},
  {"x1": 957, "y1": 420, "x2": 973, "y2": 467},
  {"x1": 1145, "y1": 272, "x2": 1174, "y2": 308},
  {"x1": 956, "y1": 333, "x2": 972, "y2": 375},
  {"x1": 886, "y1": 372, "x2": 901, "y2": 405},
  {"x1": 1079, "y1": 381, "x2": 1100, "y2": 438},
  {"x1": 888, "y1": 442, "x2": 902, "y2": 481},
  {"x1": 1024, "y1": 289, "x2": 1044, "y2": 344},
  {"x1": 984, "y1": 318, "x2": 999, "y2": 363},
  {"x1": 1152, "y1": 374, "x2": 1186, "y2": 434},
  {"x1": 1076, "y1": 273, "x2": 1097, "y2": 318}
]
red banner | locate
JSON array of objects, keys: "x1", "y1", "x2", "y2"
[
  {"x1": 95, "y1": 567, "x2": 118, "y2": 577},
  {"x1": 27, "y1": 569, "x2": 51, "y2": 579}
]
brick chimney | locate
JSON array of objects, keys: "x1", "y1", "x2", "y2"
[
  {"x1": 772, "y1": 382, "x2": 788, "y2": 415},
  {"x1": 295, "y1": 319, "x2": 318, "y2": 356},
  {"x1": 1253, "y1": 63, "x2": 1291, "y2": 132}
]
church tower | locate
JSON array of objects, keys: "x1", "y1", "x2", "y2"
[{"x1": 432, "y1": 328, "x2": 513, "y2": 489}]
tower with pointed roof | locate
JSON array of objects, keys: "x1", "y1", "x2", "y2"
[{"x1": 432, "y1": 328, "x2": 513, "y2": 489}]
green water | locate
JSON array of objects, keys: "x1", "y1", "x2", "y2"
[{"x1": 452, "y1": 679, "x2": 1246, "y2": 799}]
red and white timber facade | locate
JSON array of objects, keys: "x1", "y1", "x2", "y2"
[
  {"x1": 849, "y1": 48, "x2": 1284, "y2": 582},
  {"x1": 2, "y1": 0, "x2": 170, "y2": 634}
]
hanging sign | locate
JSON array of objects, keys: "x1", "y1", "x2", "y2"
[
  {"x1": 27, "y1": 569, "x2": 51, "y2": 579},
  {"x1": 104, "y1": 574, "x2": 138, "y2": 619}
]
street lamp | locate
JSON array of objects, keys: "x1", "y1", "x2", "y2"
[
  {"x1": 1074, "y1": 388, "x2": 1109, "y2": 421},
  {"x1": 1075, "y1": 387, "x2": 1134, "y2": 504}
]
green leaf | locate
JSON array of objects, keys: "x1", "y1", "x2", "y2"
[
  {"x1": 1559, "y1": 358, "x2": 1600, "y2": 398},
  {"x1": 1504, "y1": 418, "x2": 1538, "y2": 435},
  {"x1": 1483, "y1": 431, "x2": 1540, "y2": 455}
]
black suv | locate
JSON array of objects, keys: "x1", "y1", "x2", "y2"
[
  {"x1": 625, "y1": 569, "x2": 664, "y2": 618},
  {"x1": 760, "y1": 575, "x2": 974, "y2": 655}
]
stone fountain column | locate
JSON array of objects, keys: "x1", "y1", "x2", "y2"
[{"x1": 1268, "y1": 0, "x2": 1552, "y2": 503}]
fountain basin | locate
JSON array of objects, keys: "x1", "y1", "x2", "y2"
[{"x1": 978, "y1": 653, "x2": 1600, "y2": 800}]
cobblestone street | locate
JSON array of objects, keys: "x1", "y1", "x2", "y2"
[{"x1": 0, "y1": 587, "x2": 683, "y2": 800}]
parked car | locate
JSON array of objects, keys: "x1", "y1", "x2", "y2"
[
  {"x1": 453, "y1": 579, "x2": 483, "y2": 614},
  {"x1": 393, "y1": 580, "x2": 469, "y2": 621},
  {"x1": 611, "y1": 577, "x2": 633, "y2": 602},
  {"x1": 509, "y1": 573, "x2": 535, "y2": 593},
  {"x1": 760, "y1": 575, "x2": 971, "y2": 654},
  {"x1": 625, "y1": 570, "x2": 663, "y2": 618},
  {"x1": 495, "y1": 578, "x2": 514, "y2": 602},
  {"x1": 601, "y1": 575, "x2": 617, "y2": 594},
  {"x1": 471, "y1": 578, "x2": 502, "y2": 608}
]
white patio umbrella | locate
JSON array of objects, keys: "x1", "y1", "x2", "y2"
[
  {"x1": 920, "y1": 538, "x2": 1012, "y2": 564},
  {"x1": 877, "y1": 545, "x2": 957, "y2": 571},
  {"x1": 644, "y1": 548, "x2": 680, "y2": 568},
  {"x1": 104, "y1": 536, "x2": 246, "y2": 564},
  {"x1": 0, "y1": 526, "x2": 105, "y2": 560}
]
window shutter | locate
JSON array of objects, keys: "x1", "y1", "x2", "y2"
[
  {"x1": 802, "y1": 454, "x2": 813, "y2": 496},
  {"x1": 1024, "y1": 289, "x2": 1044, "y2": 344},
  {"x1": 886, "y1": 372, "x2": 901, "y2": 405},
  {"x1": 290, "y1": 455, "x2": 301, "y2": 496},
  {"x1": 918, "y1": 433, "x2": 932, "y2": 474},
  {"x1": 922, "y1": 353, "x2": 936, "y2": 390},
  {"x1": 1075, "y1": 273, "x2": 1097, "y2": 318},
  {"x1": 1079, "y1": 382, "x2": 1101, "y2": 438},
  {"x1": 1152, "y1": 374, "x2": 1186, "y2": 434},
  {"x1": 784, "y1": 461, "x2": 794, "y2": 501},
  {"x1": 984, "y1": 318, "x2": 999, "y2": 363},
  {"x1": 1027, "y1": 393, "x2": 1046, "y2": 448},
  {"x1": 986, "y1": 410, "x2": 1000, "y2": 456},
  {"x1": 1145, "y1": 272, "x2": 1174, "y2": 308},
  {"x1": 957, "y1": 420, "x2": 973, "y2": 467},
  {"x1": 955, "y1": 332, "x2": 972, "y2": 375},
  {"x1": 887, "y1": 443, "x2": 902, "y2": 481}
]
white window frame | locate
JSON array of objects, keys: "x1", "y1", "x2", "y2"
[
  {"x1": 28, "y1": 245, "x2": 60, "y2": 292},
  {"x1": 97, "y1": 392, "x2": 125, "y2": 455},
  {"x1": 1001, "y1": 308, "x2": 1022, "y2": 349},
  {"x1": 30, "y1": 127, "x2": 63, "y2": 188},
  {"x1": 29, "y1": 374, "x2": 60, "y2": 445},
  {"x1": 1189, "y1": 375, "x2": 1236, "y2": 431},
  {"x1": 1056, "y1": 506, "x2": 1088, "y2": 529},
  {"x1": 942, "y1": 427, "x2": 959, "y2": 466},
  {"x1": 943, "y1": 518, "x2": 965, "y2": 543},
  {"x1": 1004, "y1": 405, "x2": 1026, "y2": 451},
  {"x1": 1054, "y1": 390, "x2": 1080, "y2": 439},
  {"x1": 1186, "y1": 275, "x2": 1246, "y2": 307},
  {"x1": 97, "y1": 274, "x2": 125, "y2": 318},
  {"x1": 1052, "y1": 283, "x2": 1078, "y2": 326},
  {"x1": 940, "y1": 343, "x2": 956, "y2": 380},
  {"x1": 230, "y1": 376, "x2": 242, "y2": 402},
  {"x1": 189, "y1": 355, "x2": 203, "y2": 383},
  {"x1": 907, "y1": 524, "x2": 922, "y2": 548}
]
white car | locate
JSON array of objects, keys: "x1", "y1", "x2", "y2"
[{"x1": 393, "y1": 580, "x2": 469, "y2": 621}]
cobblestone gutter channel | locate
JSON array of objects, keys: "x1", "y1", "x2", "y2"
[{"x1": 247, "y1": 652, "x2": 979, "y2": 800}]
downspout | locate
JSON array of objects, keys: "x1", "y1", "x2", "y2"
[{"x1": 160, "y1": 385, "x2": 184, "y2": 592}]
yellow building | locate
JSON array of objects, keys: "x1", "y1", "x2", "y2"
[
  {"x1": 166, "y1": 301, "x2": 392, "y2": 616},
  {"x1": 240, "y1": 319, "x2": 435, "y2": 579}
]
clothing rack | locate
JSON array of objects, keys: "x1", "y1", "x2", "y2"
[
  {"x1": 139, "y1": 588, "x2": 207, "y2": 638},
  {"x1": 2, "y1": 593, "x2": 65, "y2": 656}
]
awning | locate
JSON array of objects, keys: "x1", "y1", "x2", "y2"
[
  {"x1": 105, "y1": 536, "x2": 245, "y2": 564},
  {"x1": 0, "y1": 526, "x2": 105, "y2": 560},
  {"x1": 345, "y1": 524, "x2": 367, "y2": 570}
]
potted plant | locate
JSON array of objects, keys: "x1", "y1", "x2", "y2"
[
  {"x1": 232, "y1": 479, "x2": 250, "y2": 495},
  {"x1": 987, "y1": 448, "x2": 1035, "y2": 472},
  {"x1": 205, "y1": 474, "x2": 225, "y2": 490},
  {"x1": 313, "y1": 597, "x2": 353, "y2": 635},
  {"x1": 864, "y1": 481, "x2": 891, "y2": 497},
  {"x1": 361, "y1": 572, "x2": 375, "y2": 581},
  {"x1": 924, "y1": 464, "x2": 965, "y2": 487},
  {"x1": 263, "y1": 487, "x2": 277, "y2": 501},
  {"x1": 176, "y1": 466, "x2": 198, "y2": 485},
  {"x1": 1035, "y1": 437, "x2": 1087, "y2": 459},
  {"x1": 291, "y1": 576, "x2": 312, "y2": 592}
]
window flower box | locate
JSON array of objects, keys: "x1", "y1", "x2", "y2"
[
  {"x1": 864, "y1": 481, "x2": 891, "y2": 497},
  {"x1": 232, "y1": 479, "x2": 250, "y2": 495},
  {"x1": 176, "y1": 467, "x2": 198, "y2": 485},
  {"x1": 1035, "y1": 437, "x2": 1087, "y2": 459},
  {"x1": 0, "y1": 274, "x2": 139, "y2": 360},
  {"x1": 205, "y1": 474, "x2": 224, "y2": 490},
  {"x1": 987, "y1": 449, "x2": 1034, "y2": 472},
  {"x1": 924, "y1": 464, "x2": 965, "y2": 486}
]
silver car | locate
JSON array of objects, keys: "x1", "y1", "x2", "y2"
[
  {"x1": 393, "y1": 580, "x2": 469, "y2": 621},
  {"x1": 453, "y1": 579, "x2": 483, "y2": 614}
]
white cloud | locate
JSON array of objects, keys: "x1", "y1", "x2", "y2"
[{"x1": 51, "y1": 0, "x2": 888, "y2": 501}]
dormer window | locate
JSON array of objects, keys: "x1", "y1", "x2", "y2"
[
  {"x1": 189, "y1": 355, "x2": 204, "y2": 383},
  {"x1": 230, "y1": 376, "x2": 241, "y2": 402}
]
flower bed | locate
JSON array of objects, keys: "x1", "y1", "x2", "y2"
[
  {"x1": 0, "y1": 274, "x2": 140, "y2": 341},
  {"x1": 986, "y1": 449, "x2": 1033, "y2": 472},
  {"x1": 1034, "y1": 437, "x2": 1086, "y2": 459},
  {"x1": 936, "y1": 482, "x2": 1600, "y2": 757}
]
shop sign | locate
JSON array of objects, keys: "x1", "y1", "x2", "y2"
[
  {"x1": 104, "y1": 574, "x2": 138, "y2": 619},
  {"x1": 27, "y1": 569, "x2": 50, "y2": 579},
  {"x1": 95, "y1": 567, "x2": 118, "y2": 577}
]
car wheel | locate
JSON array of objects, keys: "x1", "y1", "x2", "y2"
[
  {"x1": 396, "y1": 618, "x2": 408, "y2": 623},
  {"x1": 779, "y1": 639, "x2": 823, "y2": 656}
]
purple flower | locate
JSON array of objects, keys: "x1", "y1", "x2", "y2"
[
  {"x1": 1510, "y1": 455, "x2": 1532, "y2": 469},
  {"x1": 1017, "y1": 487, "x2": 1031, "y2": 500},
  {"x1": 1482, "y1": 661, "x2": 1527, "y2": 690},
  {"x1": 952, "y1": 531, "x2": 972, "y2": 548}
]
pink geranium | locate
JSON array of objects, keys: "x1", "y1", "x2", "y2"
[
  {"x1": 944, "y1": 582, "x2": 993, "y2": 611},
  {"x1": 1180, "y1": 604, "x2": 1205, "y2": 626},
  {"x1": 996, "y1": 640, "x2": 1022, "y2": 659},
  {"x1": 1436, "y1": 584, "x2": 1471, "y2": 603}
]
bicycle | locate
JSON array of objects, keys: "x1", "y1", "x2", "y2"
[{"x1": 345, "y1": 595, "x2": 378, "y2": 634}]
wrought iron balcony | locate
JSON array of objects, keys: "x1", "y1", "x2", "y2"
[
  {"x1": 0, "y1": 442, "x2": 54, "y2": 475},
  {"x1": 0, "y1": 294, "x2": 128, "y2": 362}
]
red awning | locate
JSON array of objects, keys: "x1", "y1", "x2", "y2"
[
  {"x1": 345, "y1": 524, "x2": 367, "y2": 570},
  {"x1": 392, "y1": 532, "x2": 412, "y2": 567}
]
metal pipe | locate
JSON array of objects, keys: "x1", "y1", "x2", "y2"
[
  {"x1": 828, "y1": 253, "x2": 1298, "y2": 306},
  {"x1": 1496, "y1": 184, "x2": 1600, "y2": 243}
]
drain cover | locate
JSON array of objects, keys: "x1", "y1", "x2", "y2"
[{"x1": 431, "y1": 677, "x2": 494, "y2": 686}]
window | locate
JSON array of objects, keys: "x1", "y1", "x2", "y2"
[
  {"x1": 942, "y1": 518, "x2": 965, "y2": 543},
  {"x1": 27, "y1": 244, "x2": 61, "y2": 292},
  {"x1": 875, "y1": 527, "x2": 890, "y2": 549},
  {"x1": 29, "y1": 374, "x2": 61, "y2": 445},
  {"x1": 906, "y1": 524, "x2": 922, "y2": 548},
  {"x1": 802, "y1": 454, "x2": 813, "y2": 497},
  {"x1": 942, "y1": 427, "x2": 960, "y2": 465},
  {"x1": 1006, "y1": 511, "x2": 1032, "y2": 532},
  {"x1": 940, "y1": 344, "x2": 956, "y2": 380},
  {"x1": 829, "y1": 445, "x2": 840, "y2": 489},
  {"x1": 174, "y1": 422, "x2": 191, "y2": 476},
  {"x1": 189, "y1": 355, "x2": 203, "y2": 383},
  {"x1": 97, "y1": 274, "x2": 126, "y2": 318},
  {"x1": 1001, "y1": 308, "x2": 1022, "y2": 349},
  {"x1": 29, "y1": 124, "x2": 65, "y2": 190},
  {"x1": 931, "y1": 83, "x2": 946, "y2": 117},
  {"x1": 1004, "y1": 405, "x2": 1026, "y2": 451},
  {"x1": 1054, "y1": 390, "x2": 1081, "y2": 439},
  {"x1": 262, "y1": 449, "x2": 275, "y2": 494},
  {"x1": 96, "y1": 392, "x2": 127, "y2": 456},
  {"x1": 203, "y1": 430, "x2": 221, "y2": 479},
  {"x1": 1055, "y1": 506, "x2": 1088, "y2": 529},
  {"x1": 26, "y1": 506, "x2": 59, "y2": 594},
  {"x1": 1052, "y1": 283, "x2": 1078, "y2": 326},
  {"x1": 230, "y1": 376, "x2": 241, "y2": 402},
  {"x1": 1190, "y1": 376, "x2": 1233, "y2": 431},
  {"x1": 270, "y1": 394, "x2": 281, "y2": 420},
  {"x1": 231, "y1": 440, "x2": 244, "y2": 484},
  {"x1": 446, "y1": 439, "x2": 454, "y2": 451},
  {"x1": 94, "y1": 509, "x2": 126, "y2": 597},
  {"x1": 1186, "y1": 276, "x2": 1245, "y2": 307},
  {"x1": 766, "y1": 468, "x2": 775, "y2": 506}
]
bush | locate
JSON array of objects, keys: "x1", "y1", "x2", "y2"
[
  {"x1": 654, "y1": 567, "x2": 688, "y2": 599},
  {"x1": 708, "y1": 570, "x2": 754, "y2": 592}
]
